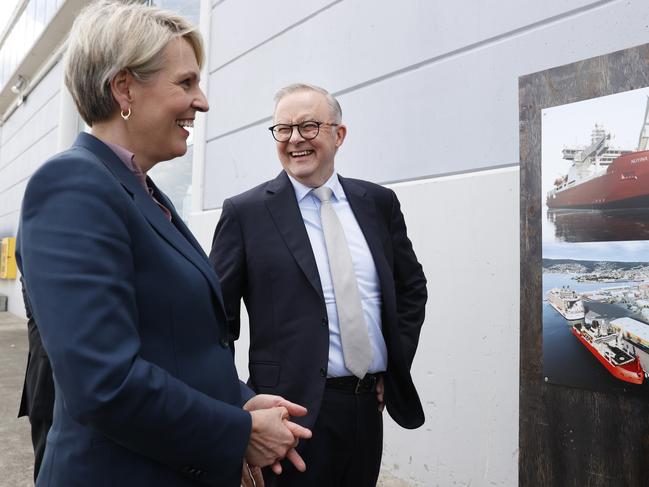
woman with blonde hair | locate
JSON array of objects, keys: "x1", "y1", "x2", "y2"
[{"x1": 17, "y1": 1, "x2": 309, "y2": 485}]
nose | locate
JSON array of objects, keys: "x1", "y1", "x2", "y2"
[
  {"x1": 193, "y1": 88, "x2": 209, "y2": 113},
  {"x1": 288, "y1": 124, "x2": 305, "y2": 143}
]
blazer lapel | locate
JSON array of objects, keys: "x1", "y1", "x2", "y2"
[
  {"x1": 147, "y1": 179, "x2": 227, "y2": 312},
  {"x1": 74, "y1": 133, "x2": 226, "y2": 314},
  {"x1": 338, "y1": 175, "x2": 392, "y2": 288},
  {"x1": 264, "y1": 172, "x2": 324, "y2": 300}
]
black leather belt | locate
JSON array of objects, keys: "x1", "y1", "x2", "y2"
[{"x1": 325, "y1": 373, "x2": 381, "y2": 394}]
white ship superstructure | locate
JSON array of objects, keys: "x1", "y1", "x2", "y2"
[{"x1": 546, "y1": 287, "x2": 585, "y2": 320}]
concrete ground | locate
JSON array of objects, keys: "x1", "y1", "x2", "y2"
[
  {"x1": 0, "y1": 312, "x2": 33, "y2": 487},
  {"x1": 0, "y1": 311, "x2": 409, "y2": 486}
]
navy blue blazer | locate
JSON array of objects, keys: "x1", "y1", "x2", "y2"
[
  {"x1": 17, "y1": 133, "x2": 253, "y2": 486},
  {"x1": 210, "y1": 171, "x2": 427, "y2": 431}
]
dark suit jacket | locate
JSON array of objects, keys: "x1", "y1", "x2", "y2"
[
  {"x1": 210, "y1": 171, "x2": 427, "y2": 430},
  {"x1": 17, "y1": 133, "x2": 253, "y2": 487},
  {"x1": 18, "y1": 277, "x2": 54, "y2": 422}
]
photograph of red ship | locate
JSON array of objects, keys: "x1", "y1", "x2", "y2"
[
  {"x1": 542, "y1": 255, "x2": 649, "y2": 396},
  {"x1": 542, "y1": 88, "x2": 649, "y2": 396},
  {"x1": 547, "y1": 98, "x2": 649, "y2": 210},
  {"x1": 571, "y1": 320, "x2": 644, "y2": 385}
]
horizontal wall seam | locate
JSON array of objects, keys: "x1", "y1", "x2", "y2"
[
  {"x1": 203, "y1": 162, "x2": 519, "y2": 211},
  {"x1": 0, "y1": 125, "x2": 58, "y2": 192},
  {"x1": 206, "y1": 0, "x2": 618, "y2": 141},
  {"x1": 382, "y1": 162, "x2": 519, "y2": 187},
  {"x1": 0, "y1": 95, "x2": 60, "y2": 173},
  {"x1": 209, "y1": 0, "x2": 343, "y2": 74},
  {"x1": 334, "y1": 0, "x2": 618, "y2": 99},
  {"x1": 2, "y1": 88, "x2": 60, "y2": 146}
]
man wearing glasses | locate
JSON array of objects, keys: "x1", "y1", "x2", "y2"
[{"x1": 209, "y1": 83, "x2": 427, "y2": 487}]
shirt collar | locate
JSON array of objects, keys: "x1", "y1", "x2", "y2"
[
  {"x1": 103, "y1": 140, "x2": 148, "y2": 192},
  {"x1": 287, "y1": 171, "x2": 344, "y2": 203}
]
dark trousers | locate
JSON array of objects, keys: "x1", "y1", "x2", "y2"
[
  {"x1": 264, "y1": 386, "x2": 383, "y2": 487},
  {"x1": 30, "y1": 417, "x2": 52, "y2": 482}
]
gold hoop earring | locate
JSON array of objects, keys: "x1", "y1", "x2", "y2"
[{"x1": 121, "y1": 108, "x2": 131, "y2": 121}]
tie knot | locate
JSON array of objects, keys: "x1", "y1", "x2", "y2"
[{"x1": 312, "y1": 186, "x2": 333, "y2": 203}]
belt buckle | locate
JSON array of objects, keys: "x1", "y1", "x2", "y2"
[
  {"x1": 354, "y1": 377, "x2": 363, "y2": 394},
  {"x1": 355, "y1": 374, "x2": 375, "y2": 394}
]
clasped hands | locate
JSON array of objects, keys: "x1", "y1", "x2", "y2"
[{"x1": 242, "y1": 394, "x2": 312, "y2": 486}]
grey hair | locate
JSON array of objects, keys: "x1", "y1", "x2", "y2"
[
  {"x1": 64, "y1": 0, "x2": 204, "y2": 126},
  {"x1": 273, "y1": 83, "x2": 342, "y2": 124}
]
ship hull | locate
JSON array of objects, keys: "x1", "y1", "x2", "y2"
[
  {"x1": 547, "y1": 300, "x2": 584, "y2": 320},
  {"x1": 570, "y1": 327, "x2": 644, "y2": 384},
  {"x1": 547, "y1": 150, "x2": 649, "y2": 209}
]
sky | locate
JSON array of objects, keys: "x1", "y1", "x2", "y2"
[
  {"x1": 544, "y1": 240, "x2": 649, "y2": 263},
  {"x1": 154, "y1": 0, "x2": 200, "y2": 25}
]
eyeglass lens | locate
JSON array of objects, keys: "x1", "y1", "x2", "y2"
[{"x1": 272, "y1": 122, "x2": 320, "y2": 141}]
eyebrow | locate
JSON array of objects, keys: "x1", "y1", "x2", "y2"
[
  {"x1": 177, "y1": 71, "x2": 200, "y2": 82},
  {"x1": 275, "y1": 117, "x2": 317, "y2": 124}
]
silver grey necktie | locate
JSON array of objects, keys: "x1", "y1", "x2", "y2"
[{"x1": 312, "y1": 186, "x2": 372, "y2": 379}]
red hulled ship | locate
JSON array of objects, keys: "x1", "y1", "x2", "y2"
[
  {"x1": 547, "y1": 99, "x2": 649, "y2": 210},
  {"x1": 571, "y1": 321, "x2": 644, "y2": 384}
]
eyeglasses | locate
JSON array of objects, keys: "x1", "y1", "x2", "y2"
[{"x1": 268, "y1": 121, "x2": 339, "y2": 142}]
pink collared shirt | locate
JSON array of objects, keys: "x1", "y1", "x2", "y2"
[{"x1": 104, "y1": 140, "x2": 172, "y2": 221}]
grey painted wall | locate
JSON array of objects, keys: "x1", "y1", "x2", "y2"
[
  {"x1": 0, "y1": 60, "x2": 63, "y2": 314},
  {"x1": 202, "y1": 0, "x2": 649, "y2": 209},
  {"x1": 0, "y1": 61, "x2": 62, "y2": 236}
]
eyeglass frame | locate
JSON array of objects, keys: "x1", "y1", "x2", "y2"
[{"x1": 267, "y1": 120, "x2": 340, "y2": 142}]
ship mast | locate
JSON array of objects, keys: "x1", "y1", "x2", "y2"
[{"x1": 637, "y1": 96, "x2": 649, "y2": 151}]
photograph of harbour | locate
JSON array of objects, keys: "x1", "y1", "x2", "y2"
[
  {"x1": 543, "y1": 252, "x2": 649, "y2": 395},
  {"x1": 542, "y1": 86, "x2": 649, "y2": 243},
  {"x1": 541, "y1": 87, "x2": 649, "y2": 394}
]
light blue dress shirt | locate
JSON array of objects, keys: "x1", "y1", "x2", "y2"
[{"x1": 287, "y1": 172, "x2": 388, "y2": 377}]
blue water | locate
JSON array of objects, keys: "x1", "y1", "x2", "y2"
[{"x1": 542, "y1": 273, "x2": 649, "y2": 396}]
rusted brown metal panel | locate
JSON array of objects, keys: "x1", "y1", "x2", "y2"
[{"x1": 520, "y1": 43, "x2": 649, "y2": 487}]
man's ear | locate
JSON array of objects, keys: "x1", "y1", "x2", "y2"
[
  {"x1": 109, "y1": 69, "x2": 134, "y2": 113},
  {"x1": 335, "y1": 124, "x2": 347, "y2": 148}
]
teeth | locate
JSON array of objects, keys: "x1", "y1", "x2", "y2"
[
  {"x1": 177, "y1": 120, "x2": 194, "y2": 128},
  {"x1": 291, "y1": 150, "x2": 312, "y2": 157}
]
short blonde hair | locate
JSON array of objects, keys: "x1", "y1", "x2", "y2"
[
  {"x1": 65, "y1": 0, "x2": 204, "y2": 126},
  {"x1": 274, "y1": 83, "x2": 342, "y2": 124}
]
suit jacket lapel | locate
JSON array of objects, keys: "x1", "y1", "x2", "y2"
[
  {"x1": 74, "y1": 133, "x2": 226, "y2": 314},
  {"x1": 265, "y1": 172, "x2": 324, "y2": 300},
  {"x1": 338, "y1": 175, "x2": 392, "y2": 291}
]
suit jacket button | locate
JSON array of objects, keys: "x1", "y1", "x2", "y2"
[
  {"x1": 321, "y1": 317, "x2": 327, "y2": 326},
  {"x1": 320, "y1": 367, "x2": 326, "y2": 377},
  {"x1": 220, "y1": 337, "x2": 229, "y2": 348}
]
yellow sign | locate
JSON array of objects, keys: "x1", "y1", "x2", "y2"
[{"x1": 0, "y1": 237, "x2": 17, "y2": 279}]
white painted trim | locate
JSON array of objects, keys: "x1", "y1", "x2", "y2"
[
  {"x1": 0, "y1": 0, "x2": 87, "y2": 121},
  {"x1": 1, "y1": 38, "x2": 68, "y2": 125},
  {"x1": 0, "y1": 0, "x2": 29, "y2": 49}
]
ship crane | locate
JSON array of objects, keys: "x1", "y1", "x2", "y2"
[{"x1": 574, "y1": 130, "x2": 608, "y2": 165}]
